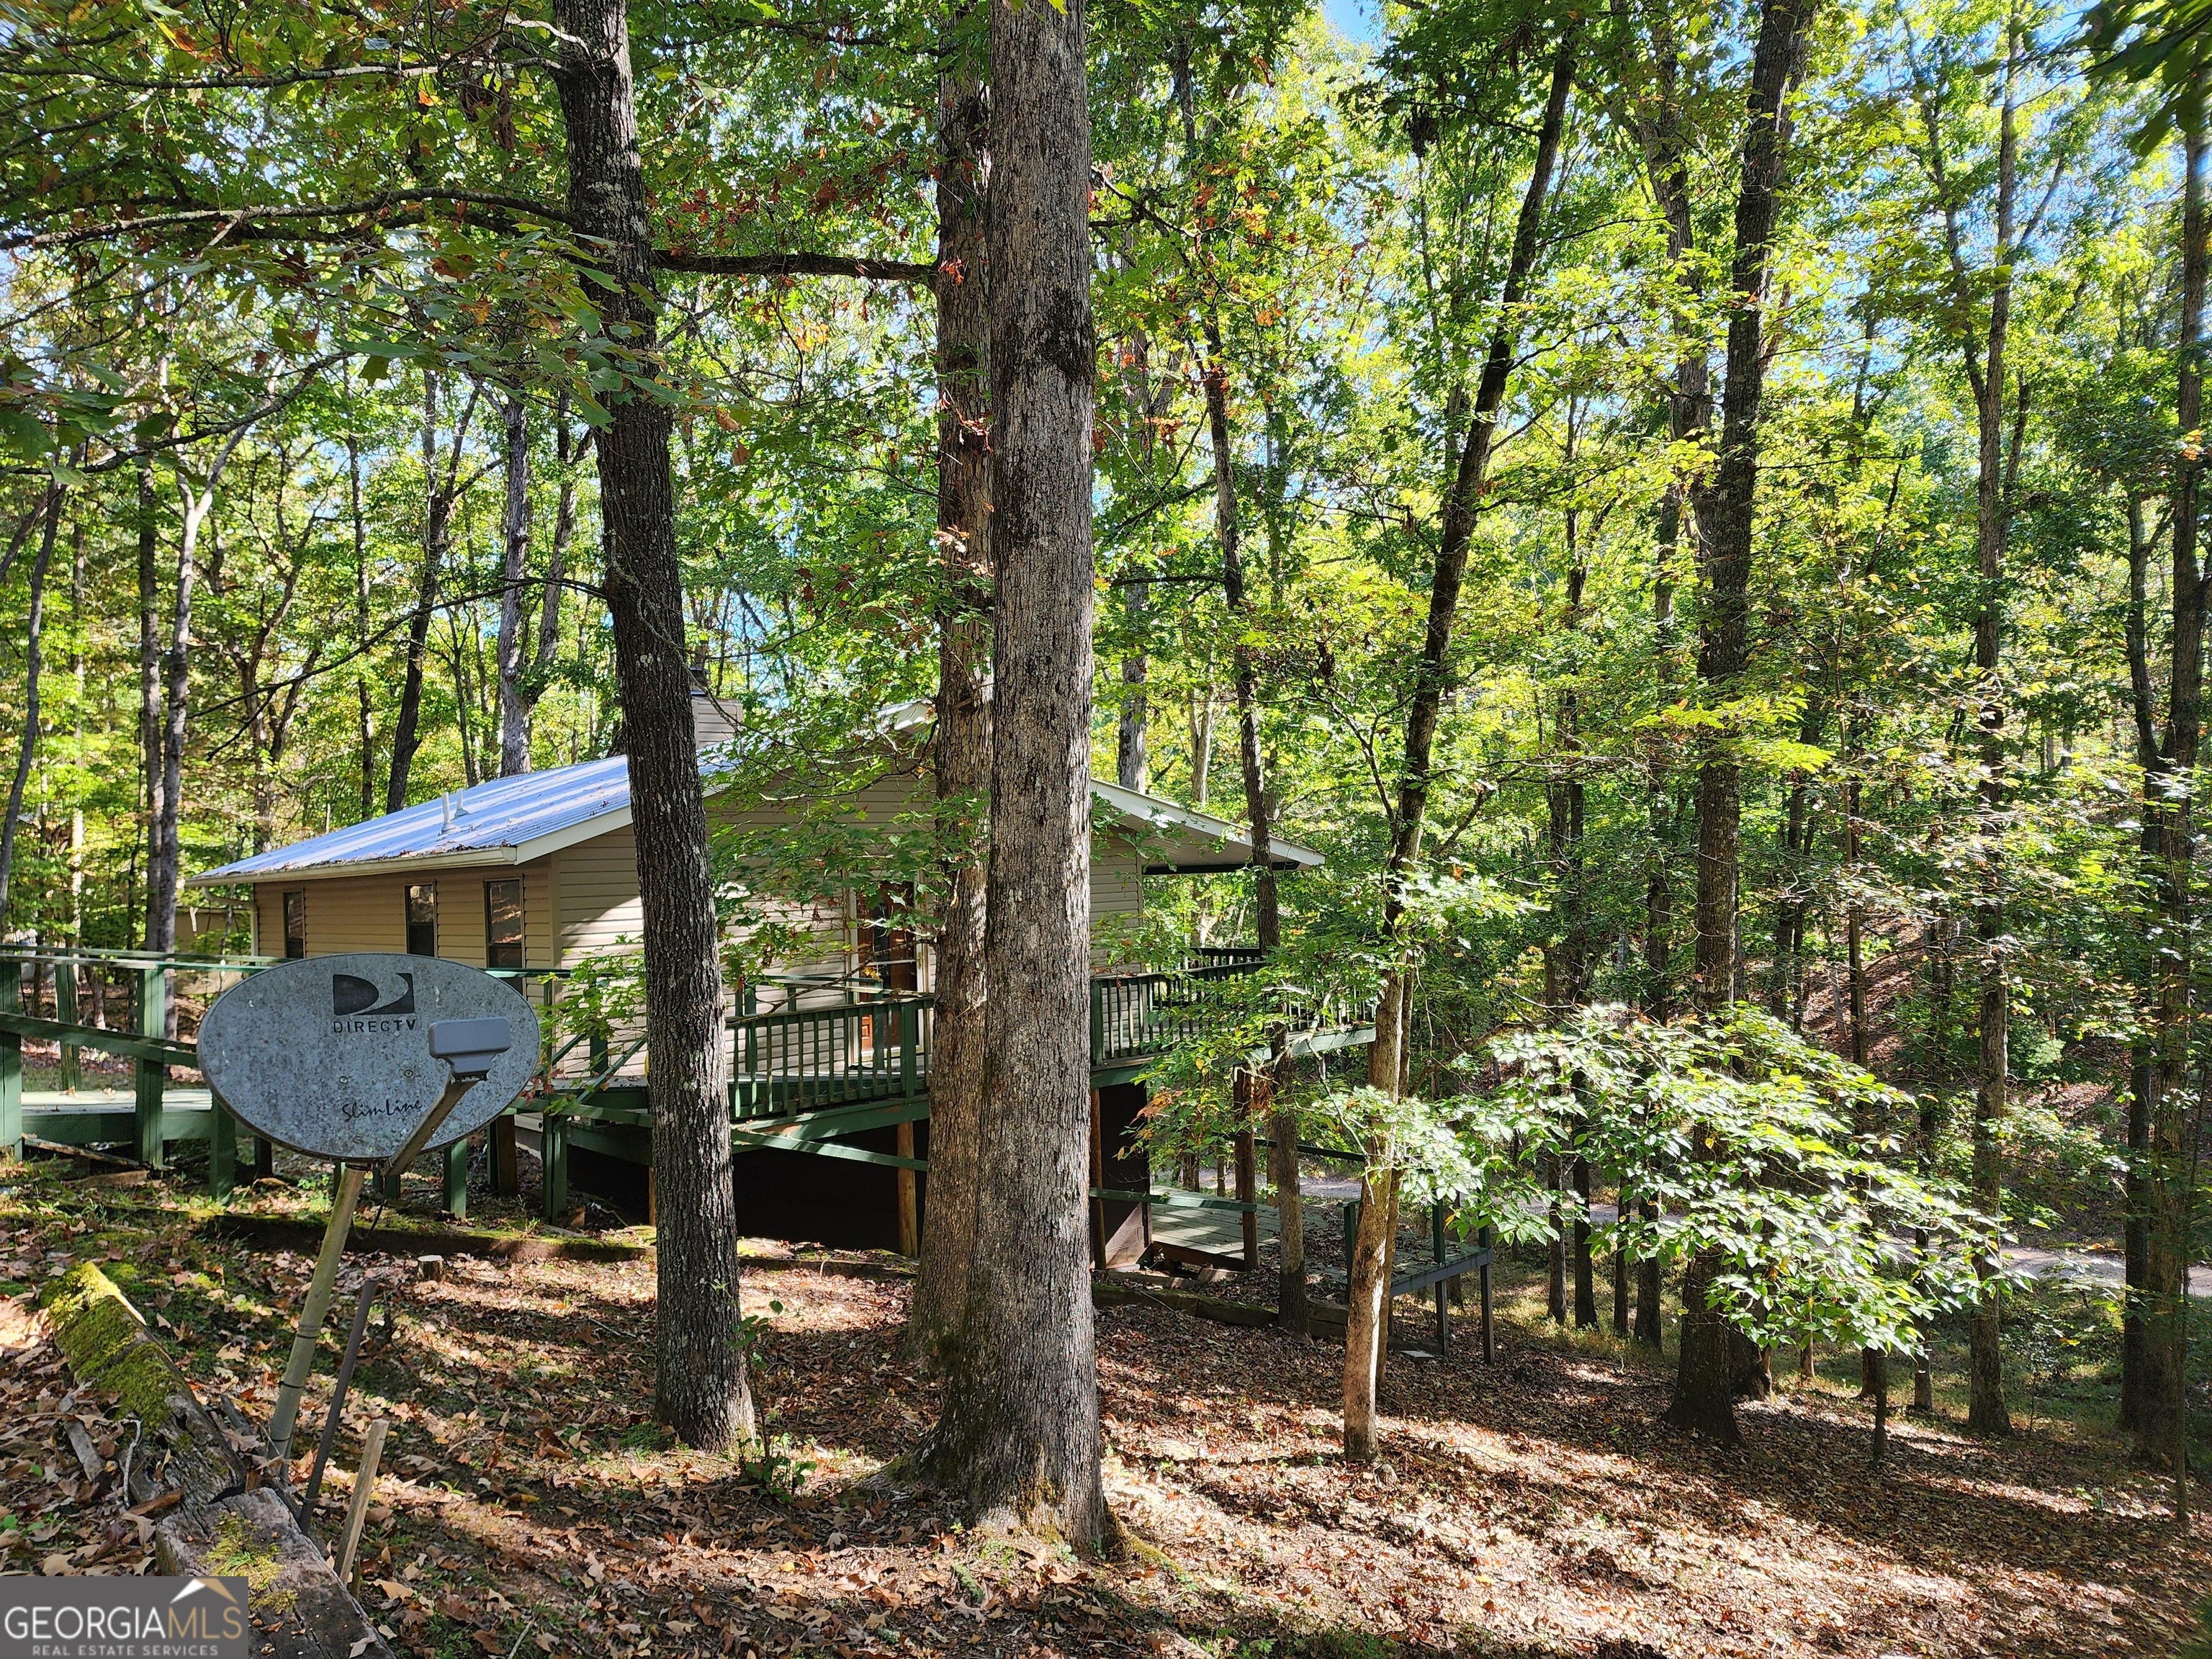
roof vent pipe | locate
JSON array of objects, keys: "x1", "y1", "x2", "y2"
[{"x1": 441, "y1": 793, "x2": 457, "y2": 834}]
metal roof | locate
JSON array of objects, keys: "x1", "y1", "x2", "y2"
[{"x1": 193, "y1": 747, "x2": 1323, "y2": 886}]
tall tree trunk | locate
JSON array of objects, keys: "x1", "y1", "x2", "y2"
[
  {"x1": 1665, "y1": 0, "x2": 1817, "y2": 1447},
  {"x1": 2123, "y1": 495, "x2": 2159, "y2": 1431},
  {"x1": 386, "y1": 372, "x2": 441, "y2": 812},
  {"x1": 1552, "y1": 526, "x2": 1594, "y2": 1328},
  {"x1": 349, "y1": 431, "x2": 377, "y2": 819},
  {"x1": 148, "y1": 508, "x2": 197, "y2": 956},
  {"x1": 145, "y1": 427, "x2": 246, "y2": 956},
  {"x1": 926, "y1": 0, "x2": 1106, "y2": 1543},
  {"x1": 1189, "y1": 685, "x2": 1215, "y2": 805},
  {"x1": 554, "y1": 0, "x2": 752, "y2": 1452},
  {"x1": 1633, "y1": 81, "x2": 1697, "y2": 1328},
  {"x1": 2140, "y1": 122, "x2": 2209, "y2": 1467},
  {"x1": 1963, "y1": 40, "x2": 2022, "y2": 1444},
  {"x1": 497, "y1": 390, "x2": 534, "y2": 776},
  {"x1": 136, "y1": 460, "x2": 161, "y2": 949},
  {"x1": 1916, "y1": 910, "x2": 1955, "y2": 1412},
  {"x1": 1634, "y1": 6, "x2": 1707, "y2": 1028},
  {"x1": 524, "y1": 396, "x2": 577, "y2": 734},
  {"x1": 910, "y1": 46, "x2": 992, "y2": 1364},
  {"x1": 1118, "y1": 589, "x2": 1148, "y2": 791},
  {"x1": 0, "y1": 483, "x2": 60, "y2": 925},
  {"x1": 1172, "y1": 50, "x2": 1302, "y2": 1328},
  {"x1": 387, "y1": 374, "x2": 470, "y2": 814},
  {"x1": 1346, "y1": 34, "x2": 1577, "y2": 1461}
]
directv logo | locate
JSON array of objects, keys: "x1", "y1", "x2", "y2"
[{"x1": 331, "y1": 971, "x2": 421, "y2": 1036}]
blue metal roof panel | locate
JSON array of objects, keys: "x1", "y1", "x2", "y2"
[{"x1": 197, "y1": 755, "x2": 655, "y2": 881}]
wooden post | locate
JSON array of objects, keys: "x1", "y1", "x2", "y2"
[
  {"x1": 1233, "y1": 1070, "x2": 1257, "y2": 1269},
  {"x1": 1089, "y1": 1089, "x2": 1107, "y2": 1269},
  {"x1": 134, "y1": 964, "x2": 166, "y2": 1169},
  {"x1": 1431, "y1": 1200, "x2": 1449, "y2": 1353},
  {"x1": 53, "y1": 961, "x2": 78, "y2": 1094},
  {"x1": 491, "y1": 1113, "x2": 520, "y2": 1195},
  {"x1": 252, "y1": 1134, "x2": 275, "y2": 1180},
  {"x1": 443, "y1": 1136, "x2": 469, "y2": 1217},
  {"x1": 1612, "y1": 1174, "x2": 1630, "y2": 1336},
  {"x1": 207, "y1": 1102, "x2": 236, "y2": 1199},
  {"x1": 895, "y1": 1120, "x2": 919, "y2": 1257},
  {"x1": 1479, "y1": 1222, "x2": 1496, "y2": 1363},
  {"x1": 1378, "y1": 1172, "x2": 1402, "y2": 1369},
  {"x1": 0, "y1": 959, "x2": 21, "y2": 1163},
  {"x1": 336, "y1": 1419, "x2": 390, "y2": 1587},
  {"x1": 541, "y1": 1111, "x2": 569, "y2": 1219}
]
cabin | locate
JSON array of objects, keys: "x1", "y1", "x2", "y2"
[{"x1": 190, "y1": 690, "x2": 1334, "y2": 1263}]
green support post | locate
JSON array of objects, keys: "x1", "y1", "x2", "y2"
[
  {"x1": 444, "y1": 1135, "x2": 469, "y2": 1218},
  {"x1": 1478, "y1": 1222, "x2": 1496, "y2": 1364},
  {"x1": 1089, "y1": 981, "x2": 1105, "y2": 1067},
  {"x1": 253, "y1": 1135, "x2": 275, "y2": 1180},
  {"x1": 134, "y1": 965, "x2": 166, "y2": 1169},
  {"x1": 1, "y1": 961, "x2": 22, "y2": 1163},
  {"x1": 208, "y1": 1101, "x2": 236, "y2": 1199},
  {"x1": 1431, "y1": 1200, "x2": 1449, "y2": 1352},
  {"x1": 541, "y1": 1110, "x2": 570, "y2": 1219},
  {"x1": 53, "y1": 961, "x2": 78, "y2": 1093}
]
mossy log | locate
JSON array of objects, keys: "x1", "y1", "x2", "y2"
[
  {"x1": 39, "y1": 1262, "x2": 244, "y2": 1506},
  {"x1": 40, "y1": 1262, "x2": 393, "y2": 1659},
  {"x1": 156, "y1": 1487, "x2": 395, "y2": 1659}
]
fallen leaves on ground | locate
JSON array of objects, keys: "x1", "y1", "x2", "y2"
[{"x1": 0, "y1": 1166, "x2": 2205, "y2": 1659}]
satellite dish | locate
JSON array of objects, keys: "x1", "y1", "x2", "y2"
[{"x1": 198, "y1": 953, "x2": 541, "y2": 1162}]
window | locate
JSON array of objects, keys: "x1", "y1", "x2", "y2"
[
  {"x1": 405, "y1": 883, "x2": 439, "y2": 956},
  {"x1": 484, "y1": 879, "x2": 523, "y2": 971},
  {"x1": 282, "y1": 890, "x2": 306, "y2": 960}
]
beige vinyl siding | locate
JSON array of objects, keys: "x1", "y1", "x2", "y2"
[
  {"x1": 251, "y1": 865, "x2": 558, "y2": 968},
  {"x1": 522, "y1": 858, "x2": 555, "y2": 968},
  {"x1": 1089, "y1": 832, "x2": 1143, "y2": 924},
  {"x1": 554, "y1": 827, "x2": 644, "y2": 964}
]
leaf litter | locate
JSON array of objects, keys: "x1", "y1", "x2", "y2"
[{"x1": 0, "y1": 1169, "x2": 2204, "y2": 1658}]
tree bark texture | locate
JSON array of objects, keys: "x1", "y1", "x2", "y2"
[
  {"x1": 910, "y1": 49, "x2": 992, "y2": 1364},
  {"x1": 1668, "y1": 0, "x2": 1817, "y2": 1442},
  {"x1": 2139, "y1": 122, "x2": 2209, "y2": 1466},
  {"x1": 386, "y1": 376, "x2": 476, "y2": 814},
  {"x1": 1961, "y1": 42, "x2": 2022, "y2": 1443},
  {"x1": 554, "y1": 0, "x2": 752, "y2": 1453},
  {"x1": 136, "y1": 461, "x2": 163, "y2": 950},
  {"x1": 927, "y1": 0, "x2": 1106, "y2": 1544},
  {"x1": 1632, "y1": 6, "x2": 1707, "y2": 1025},
  {"x1": 0, "y1": 483, "x2": 60, "y2": 925},
  {"x1": 1346, "y1": 41, "x2": 1574, "y2": 1439},
  {"x1": 1341, "y1": 1157, "x2": 1396, "y2": 1461},
  {"x1": 1375, "y1": 35, "x2": 1575, "y2": 951},
  {"x1": 497, "y1": 390, "x2": 534, "y2": 777}
]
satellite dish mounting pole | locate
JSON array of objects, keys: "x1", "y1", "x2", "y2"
[{"x1": 266, "y1": 1018, "x2": 514, "y2": 1465}]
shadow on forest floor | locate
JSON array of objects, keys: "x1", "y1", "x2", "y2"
[{"x1": 1, "y1": 1166, "x2": 2206, "y2": 1659}]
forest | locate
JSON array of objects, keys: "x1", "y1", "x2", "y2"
[{"x1": 2, "y1": 0, "x2": 2212, "y2": 1651}]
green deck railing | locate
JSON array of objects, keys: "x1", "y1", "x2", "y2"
[
  {"x1": 1, "y1": 943, "x2": 1296, "y2": 1224},
  {"x1": 714, "y1": 951, "x2": 1267, "y2": 1118}
]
